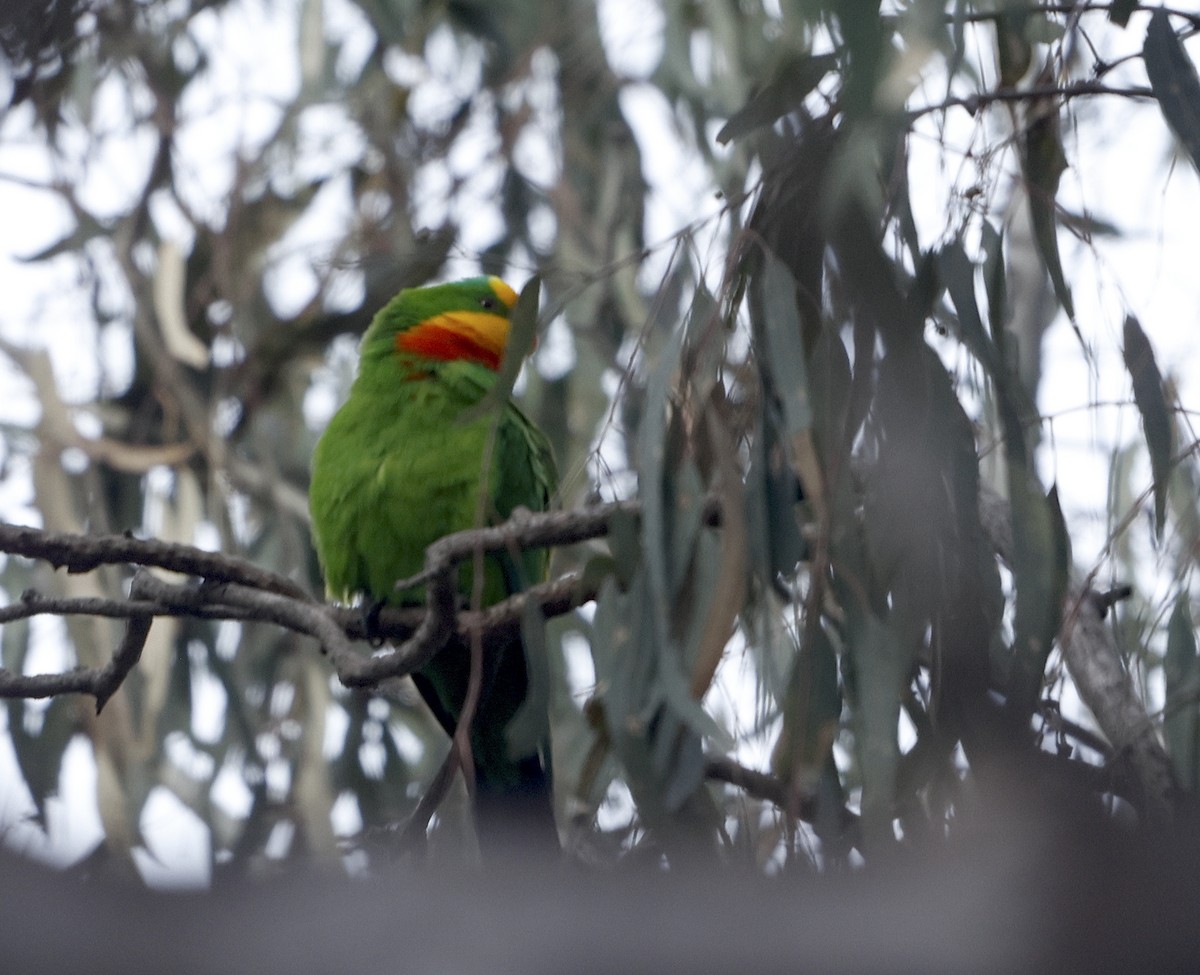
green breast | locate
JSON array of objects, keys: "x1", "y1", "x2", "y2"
[{"x1": 309, "y1": 359, "x2": 553, "y2": 608}]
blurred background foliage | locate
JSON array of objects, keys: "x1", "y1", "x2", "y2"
[{"x1": 1, "y1": 0, "x2": 1199, "y2": 881}]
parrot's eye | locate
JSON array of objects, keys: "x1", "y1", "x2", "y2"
[{"x1": 479, "y1": 297, "x2": 495, "y2": 310}]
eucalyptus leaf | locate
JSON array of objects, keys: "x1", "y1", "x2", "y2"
[
  {"x1": 939, "y1": 241, "x2": 995, "y2": 372},
  {"x1": 1022, "y1": 107, "x2": 1074, "y2": 320},
  {"x1": 980, "y1": 221, "x2": 1007, "y2": 339},
  {"x1": 746, "y1": 426, "x2": 808, "y2": 579},
  {"x1": 1144, "y1": 9, "x2": 1200, "y2": 177},
  {"x1": 636, "y1": 309, "x2": 687, "y2": 657},
  {"x1": 773, "y1": 622, "x2": 841, "y2": 787},
  {"x1": 997, "y1": 11, "x2": 1032, "y2": 88},
  {"x1": 662, "y1": 718, "x2": 706, "y2": 812},
  {"x1": 606, "y1": 506, "x2": 642, "y2": 590},
  {"x1": 1006, "y1": 479, "x2": 1069, "y2": 724},
  {"x1": 761, "y1": 251, "x2": 813, "y2": 436},
  {"x1": 1109, "y1": 0, "x2": 1136, "y2": 27},
  {"x1": 849, "y1": 612, "x2": 905, "y2": 851},
  {"x1": 716, "y1": 53, "x2": 838, "y2": 144},
  {"x1": 1122, "y1": 315, "x2": 1173, "y2": 540},
  {"x1": 1164, "y1": 595, "x2": 1200, "y2": 791},
  {"x1": 808, "y1": 320, "x2": 851, "y2": 459}
]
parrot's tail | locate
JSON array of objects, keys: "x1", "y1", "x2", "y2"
[
  {"x1": 411, "y1": 662, "x2": 559, "y2": 862},
  {"x1": 474, "y1": 754, "x2": 559, "y2": 862}
]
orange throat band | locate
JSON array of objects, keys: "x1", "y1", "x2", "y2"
[
  {"x1": 395, "y1": 307, "x2": 513, "y2": 370},
  {"x1": 396, "y1": 320, "x2": 502, "y2": 370}
]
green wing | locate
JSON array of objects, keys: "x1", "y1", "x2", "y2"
[{"x1": 493, "y1": 393, "x2": 558, "y2": 592}]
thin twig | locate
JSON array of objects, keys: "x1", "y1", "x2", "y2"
[
  {"x1": 398, "y1": 745, "x2": 461, "y2": 855},
  {"x1": 908, "y1": 80, "x2": 1156, "y2": 121},
  {"x1": 96, "y1": 614, "x2": 153, "y2": 714},
  {"x1": 704, "y1": 756, "x2": 859, "y2": 834},
  {"x1": 0, "y1": 592, "x2": 153, "y2": 709},
  {"x1": 941, "y1": 2, "x2": 1200, "y2": 27}
]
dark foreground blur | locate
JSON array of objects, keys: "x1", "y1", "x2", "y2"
[{"x1": 3, "y1": 784, "x2": 1200, "y2": 975}]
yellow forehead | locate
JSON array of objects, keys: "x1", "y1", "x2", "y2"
[{"x1": 487, "y1": 276, "x2": 519, "y2": 310}]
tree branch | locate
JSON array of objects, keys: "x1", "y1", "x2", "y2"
[
  {"x1": 977, "y1": 487, "x2": 1178, "y2": 824},
  {"x1": 0, "y1": 594, "x2": 152, "y2": 712},
  {"x1": 0, "y1": 521, "x2": 309, "y2": 599},
  {"x1": 1058, "y1": 593, "x2": 1178, "y2": 826},
  {"x1": 0, "y1": 503, "x2": 649, "y2": 704},
  {"x1": 372, "y1": 498, "x2": 720, "y2": 681}
]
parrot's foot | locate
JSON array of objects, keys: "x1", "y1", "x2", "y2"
[{"x1": 363, "y1": 599, "x2": 387, "y2": 648}]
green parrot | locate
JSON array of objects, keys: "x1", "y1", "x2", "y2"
[{"x1": 308, "y1": 276, "x2": 558, "y2": 857}]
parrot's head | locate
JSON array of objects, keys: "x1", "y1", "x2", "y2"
[{"x1": 361, "y1": 276, "x2": 520, "y2": 372}]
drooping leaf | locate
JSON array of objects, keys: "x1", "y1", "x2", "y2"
[
  {"x1": 838, "y1": 0, "x2": 887, "y2": 118},
  {"x1": 762, "y1": 250, "x2": 829, "y2": 526},
  {"x1": 849, "y1": 611, "x2": 905, "y2": 852},
  {"x1": 1108, "y1": 0, "x2": 1136, "y2": 28},
  {"x1": 587, "y1": 576, "x2": 626, "y2": 699},
  {"x1": 939, "y1": 240, "x2": 996, "y2": 372},
  {"x1": 1144, "y1": 8, "x2": 1200, "y2": 177},
  {"x1": 1122, "y1": 315, "x2": 1173, "y2": 540},
  {"x1": 996, "y1": 11, "x2": 1032, "y2": 88},
  {"x1": 772, "y1": 622, "x2": 841, "y2": 789},
  {"x1": 637, "y1": 307, "x2": 687, "y2": 615},
  {"x1": 980, "y1": 221, "x2": 1007, "y2": 338},
  {"x1": 760, "y1": 251, "x2": 813, "y2": 437},
  {"x1": 593, "y1": 559, "x2": 712, "y2": 823},
  {"x1": 1006, "y1": 480, "x2": 1070, "y2": 724},
  {"x1": 606, "y1": 505, "x2": 642, "y2": 589},
  {"x1": 1022, "y1": 103, "x2": 1074, "y2": 319},
  {"x1": 681, "y1": 284, "x2": 721, "y2": 398},
  {"x1": 716, "y1": 53, "x2": 838, "y2": 145},
  {"x1": 1164, "y1": 594, "x2": 1200, "y2": 792},
  {"x1": 808, "y1": 318, "x2": 852, "y2": 458},
  {"x1": 953, "y1": 223, "x2": 1041, "y2": 467},
  {"x1": 9, "y1": 697, "x2": 76, "y2": 826},
  {"x1": 659, "y1": 714, "x2": 707, "y2": 813}
]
